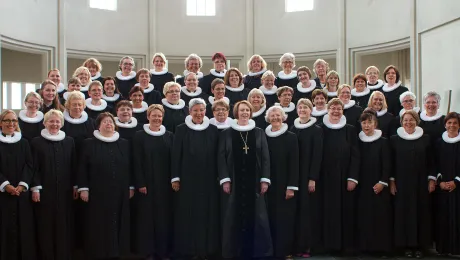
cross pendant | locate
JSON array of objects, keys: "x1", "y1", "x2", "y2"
[{"x1": 243, "y1": 145, "x2": 249, "y2": 154}]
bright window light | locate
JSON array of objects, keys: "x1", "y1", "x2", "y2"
[
  {"x1": 2, "y1": 82, "x2": 41, "y2": 110},
  {"x1": 2, "y1": 82, "x2": 8, "y2": 110},
  {"x1": 11, "y1": 83, "x2": 22, "y2": 110},
  {"x1": 187, "y1": 0, "x2": 216, "y2": 16},
  {"x1": 90, "y1": 0, "x2": 117, "y2": 11},
  {"x1": 285, "y1": 0, "x2": 314, "y2": 12}
]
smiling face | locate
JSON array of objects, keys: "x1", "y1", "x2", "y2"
[
  {"x1": 213, "y1": 105, "x2": 229, "y2": 123},
  {"x1": 424, "y1": 96, "x2": 439, "y2": 115},
  {"x1": 25, "y1": 96, "x2": 41, "y2": 113},
  {"x1": 89, "y1": 85, "x2": 102, "y2": 101},
  {"x1": 103, "y1": 79, "x2": 116, "y2": 96},
  {"x1": 44, "y1": 114, "x2": 62, "y2": 135},
  {"x1": 69, "y1": 99, "x2": 84, "y2": 118},
  {"x1": 251, "y1": 57, "x2": 262, "y2": 72},
  {"x1": 366, "y1": 68, "x2": 379, "y2": 84},
  {"x1": 99, "y1": 116, "x2": 115, "y2": 135},
  {"x1": 237, "y1": 103, "x2": 251, "y2": 122},
  {"x1": 445, "y1": 118, "x2": 460, "y2": 136},
  {"x1": 187, "y1": 58, "x2": 200, "y2": 73},
  {"x1": 87, "y1": 64, "x2": 98, "y2": 77},
  {"x1": 298, "y1": 70, "x2": 310, "y2": 84},
  {"x1": 269, "y1": 108, "x2": 284, "y2": 128},
  {"x1": 402, "y1": 95, "x2": 415, "y2": 110},
  {"x1": 121, "y1": 58, "x2": 134, "y2": 75},
  {"x1": 385, "y1": 68, "x2": 397, "y2": 85},
  {"x1": 48, "y1": 70, "x2": 61, "y2": 85},
  {"x1": 361, "y1": 118, "x2": 377, "y2": 136},
  {"x1": 339, "y1": 86, "x2": 351, "y2": 104},
  {"x1": 130, "y1": 91, "x2": 144, "y2": 105},
  {"x1": 354, "y1": 78, "x2": 366, "y2": 92},
  {"x1": 153, "y1": 56, "x2": 165, "y2": 71},
  {"x1": 165, "y1": 85, "x2": 180, "y2": 104},
  {"x1": 212, "y1": 83, "x2": 225, "y2": 100},
  {"x1": 315, "y1": 63, "x2": 326, "y2": 77},
  {"x1": 229, "y1": 71, "x2": 240, "y2": 87},
  {"x1": 402, "y1": 113, "x2": 417, "y2": 133},
  {"x1": 262, "y1": 76, "x2": 275, "y2": 89},
  {"x1": 117, "y1": 106, "x2": 132, "y2": 123},
  {"x1": 185, "y1": 74, "x2": 198, "y2": 91},
  {"x1": 42, "y1": 84, "x2": 57, "y2": 104},
  {"x1": 370, "y1": 93, "x2": 384, "y2": 111},
  {"x1": 213, "y1": 58, "x2": 226, "y2": 72},
  {"x1": 68, "y1": 83, "x2": 81, "y2": 92},
  {"x1": 190, "y1": 104, "x2": 206, "y2": 124},
  {"x1": 297, "y1": 104, "x2": 312, "y2": 119},
  {"x1": 0, "y1": 112, "x2": 18, "y2": 135},
  {"x1": 327, "y1": 75, "x2": 339, "y2": 89},
  {"x1": 148, "y1": 109, "x2": 163, "y2": 127},
  {"x1": 314, "y1": 95, "x2": 326, "y2": 110},
  {"x1": 78, "y1": 72, "x2": 90, "y2": 86},
  {"x1": 282, "y1": 60, "x2": 293, "y2": 71},
  {"x1": 249, "y1": 93, "x2": 263, "y2": 109},
  {"x1": 328, "y1": 104, "x2": 343, "y2": 121}
]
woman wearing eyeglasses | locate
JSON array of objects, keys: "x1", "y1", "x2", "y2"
[
  {"x1": 389, "y1": 91, "x2": 420, "y2": 136},
  {"x1": 274, "y1": 86, "x2": 296, "y2": 128},
  {"x1": 18, "y1": 92, "x2": 44, "y2": 141},
  {"x1": 161, "y1": 82, "x2": 188, "y2": 133},
  {"x1": 116, "y1": 56, "x2": 138, "y2": 98}
]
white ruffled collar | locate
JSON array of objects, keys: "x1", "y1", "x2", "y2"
[
  {"x1": 181, "y1": 86, "x2": 202, "y2": 97},
  {"x1": 359, "y1": 129, "x2": 382, "y2": 142},
  {"x1": 377, "y1": 109, "x2": 388, "y2": 117},
  {"x1": 131, "y1": 101, "x2": 149, "y2": 113},
  {"x1": 294, "y1": 117, "x2": 317, "y2": 129},
  {"x1": 312, "y1": 107, "x2": 328, "y2": 116},
  {"x1": 41, "y1": 129, "x2": 65, "y2": 141},
  {"x1": 19, "y1": 110, "x2": 43, "y2": 123},
  {"x1": 225, "y1": 84, "x2": 245, "y2": 92},
  {"x1": 367, "y1": 79, "x2": 384, "y2": 90},
  {"x1": 150, "y1": 68, "x2": 168, "y2": 75},
  {"x1": 63, "y1": 91, "x2": 85, "y2": 101},
  {"x1": 327, "y1": 90, "x2": 338, "y2": 97},
  {"x1": 80, "y1": 84, "x2": 90, "y2": 92},
  {"x1": 161, "y1": 98, "x2": 185, "y2": 110},
  {"x1": 115, "y1": 117, "x2": 138, "y2": 128},
  {"x1": 85, "y1": 98, "x2": 108, "y2": 111},
  {"x1": 102, "y1": 93, "x2": 120, "y2": 102},
  {"x1": 259, "y1": 85, "x2": 278, "y2": 95},
  {"x1": 265, "y1": 123, "x2": 288, "y2": 137},
  {"x1": 116, "y1": 71, "x2": 136, "y2": 81},
  {"x1": 135, "y1": 83, "x2": 155, "y2": 93},
  {"x1": 185, "y1": 115, "x2": 210, "y2": 131},
  {"x1": 323, "y1": 115, "x2": 347, "y2": 129},
  {"x1": 382, "y1": 81, "x2": 402, "y2": 92},
  {"x1": 296, "y1": 80, "x2": 317, "y2": 93},
  {"x1": 397, "y1": 126, "x2": 423, "y2": 140},
  {"x1": 64, "y1": 110, "x2": 88, "y2": 124},
  {"x1": 57, "y1": 83, "x2": 66, "y2": 93},
  {"x1": 143, "y1": 124, "x2": 166, "y2": 136},
  {"x1": 277, "y1": 70, "x2": 297, "y2": 80},
  {"x1": 248, "y1": 68, "x2": 267, "y2": 77},
  {"x1": 420, "y1": 111, "x2": 443, "y2": 122},
  {"x1": 252, "y1": 105, "x2": 267, "y2": 118},
  {"x1": 343, "y1": 100, "x2": 356, "y2": 110},
  {"x1": 0, "y1": 132, "x2": 22, "y2": 143},
  {"x1": 275, "y1": 102, "x2": 295, "y2": 113},
  {"x1": 210, "y1": 69, "x2": 227, "y2": 77},
  {"x1": 351, "y1": 88, "x2": 370, "y2": 97},
  {"x1": 93, "y1": 130, "x2": 120, "y2": 142},
  {"x1": 399, "y1": 107, "x2": 420, "y2": 116},
  {"x1": 183, "y1": 70, "x2": 203, "y2": 79},
  {"x1": 208, "y1": 96, "x2": 229, "y2": 105},
  {"x1": 442, "y1": 131, "x2": 460, "y2": 143},
  {"x1": 230, "y1": 119, "x2": 256, "y2": 131},
  {"x1": 209, "y1": 117, "x2": 232, "y2": 129},
  {"x1": 91, "y1": 72, "x2": 102, "y2": 80}
]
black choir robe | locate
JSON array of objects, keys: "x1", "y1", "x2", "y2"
[
  {"x1": 252, "y1": 107, "x2": 268, "y2": 130},
  {"x1": 41, "y1": 102, "x2": 61, "y2": 115},
  {"x1": 351, "y1": 88, "x2": 371, "y2": 108},
  {"x1": 30, "y1": 131, "x2": 76, "y2": 260},
  {"x1": 0, "y1": 133, "x2": 37, "y2": 260},
  {"x1": 218, "y1": 121, "x2": 273, "y2": 259},
  {"x1": 293, "y1": 81, "x2": 320, "y2": 103},
  {"x1": 290, "y1": 118, "x2": 324, "y2": 252},
  {"x1": 244, "y1": 71, "x2": 265, "y2": 90},
  {"x1": 200, "y1": 69, "x2": 226, "y2": 96},
  {"x1": 311, "y1": 108, "x2": 327, "y2": 126},
  {"x1": 90, "y1": 72, "x2": 104, "y2": 83},
  {"x1": 132, "y1": 102, "x2": 149, "y2": 126},
  {"x1": 275, "y1": 71, "x2": 299, "y2": 89},
  {"x1": 206, "y1": 97, "x2": 232, "y2": 119},
  {"x1": 150, "y1": 69, "x2": 175, "y2": 97},
  {"x1": 319, "y1": 115, "x2": 360, "y2": 251},
  {"x1": 265, "y1": 125, "x2": 299, "y2": 257},
  {"x1": 134, "y1": 83, "x2": 162, "y2": 106},
  {"x1": 390, "y1": 127, "x2": 435, "y2": 249},
  {"x1": 259, "y1": 86, "x2": 278, "y2": 108},
  {"x1": 176, "y1": 71, "x2": 204, "y2": 88},
  {"x1": 382, "y1": 83, "x2": 408, "y2": 118},
  {"x1": 171, "y1": 118, "x2": 219, "y2": 258},
  {"x1": 376, "y1": 110, "x2": 394, "y2": 138},
  {"x1": 357, "y1": 131, "x2": 392, "y2": 253},
  {"x1": 132, "y1": 125, "x2": 174, "y2": 258},
  {"x1": 116, "y1": 71, "x2": 138, "y2": 99},
  {"x1": 181, "y1": 87, "x2": 209, "y2": 108},
  {"x1": 367, "y1": 80, "x2": 384, "y2": 94},
  {"x1": 434, "y1": 133, "x2": 460, "y2": 255},
  {"x1": 275, "y1": 102, "x2": 296, "y2": 128},
  {"x1": 80, "y1": 86, "x2": 90, "y2": 99},
  {"x1": 314, "y1": 77, "x2": 326, "y2": 89},
  {"x1": 102, "y1": 93, "x2": 122, "y2": 114},
  {"x1": 389, "y1": 107, "x2": 421, "y2": 136},
  {"x1": 419, "y1": 112, "x2": 445, "y2": 146},
  {"x1": 18, "y1": 110, "x2": 44, "y2": 141},
  {"x1": 115, "y1": 118, "x2": 142, "y2": 143},
  {"x1": 57, "y1": 83, "x2": 66, "y2": 100},
  {"x1": 225, "y1": 86, "x2": 249, "y2": 106},
  {"x1": 77, "y1": 132, "x2": 131, "y2": 259},
  {"x1": 85, "y1": 99, "x2": 113, "y2": 120},
  {"x1": 343, "y1": 101, "x2": 363, "y2": 130},
  {"x1": 162, "y1": 99, "x2": 188, "y2": 133}
]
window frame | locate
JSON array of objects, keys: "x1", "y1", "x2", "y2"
[{"x1": 285, "y1": 0, "x2": 314, "y2": 13}]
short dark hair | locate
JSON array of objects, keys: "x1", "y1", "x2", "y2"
[
  {"x1": 444, "y1": 112, "x2": 460, "y2": 126},
  {"x1": 211, "y1": 78, "x2": 225, "y2": 91},
  {"x1": 353, "y1": 73, "x2": 367, "y2": 86},
  {"x1": 383, "y1": 65, "x2": 400, "y2": 83},
  {"x1": 129, "y1": 86, "x2": 144, "y2": 97},
  {"x1": 116, "y1": 100, "x2": 133, "y2": 111},
  {"x1": 95, "y1": 112, "x2": 118, "y2": 131},
  {"x1": 360, "y1": 108, "x2": 378, "y2": 126}
]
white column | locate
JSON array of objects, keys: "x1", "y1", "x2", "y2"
[
  {"x1": 337, "y1": 0, "x2": 347, "y2": 83},
  {"x1": 148, "y1": 0, "x2": 157, "y2": 69},
  {"x1": 409, "y1": 0, "x2": 419, "y2": 98},
  {"x1": 226, "y1": 59, "x2": 231, "y2": 69},
  {"x1": 57, "y1": 0, "x2": 67, "y2": 82},
  {"x1": 0, "y1": 37, "x2": 2, "y2": 108},
  {"x1": 244, "y1": 0, "x2": 254, "y2": 73}
]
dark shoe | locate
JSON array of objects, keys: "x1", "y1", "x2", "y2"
[
  {"x1": 405, "y1": 250, "x2": 413, "y2": 258},
  {"x1": 415, "y1": 251, "x2": 423, "y2": 259}
]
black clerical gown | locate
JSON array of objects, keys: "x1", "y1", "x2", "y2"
[
  {"x1": 142, "y1": 87, "x2": 162, "y2": 106},
  {"x1": 276, "y1": 102, "x2": 296, "y2": 128},
  {"x1": 18, "y1": 110, "x2": 44, "y2": 141},
  {"x1": 275, "y1": 72, "x2": 299, "y2": 90},
  {"x1": 132, "y1": 125, "x2": 174, "y2": 258},
  {"x1": 311, "y1": 108, "x2": 327, "y2": 126},
  {"x1": 434, "y1": 133, "x2": 460, "y2": 255},
  {"x1": 41, "y1": 103, "x2": 60, "y2": 115},
  {"x1": 351, "y1": 89, "x2": 371, "y2": 108},
  {"x1": 116, "y1": 71, "x2": 138, "y2": 99},
  {"x1": 150, "y1": 70, "x2": 175, "y2": 97},
  {"x1": 382, "y1": 84, "x2": 408, "y2": 117},
  {"x1": 116, "y1": 118, "x2": 141, "y2": 143},
  {"x1": 265, "y1": 125, "x2": 299, "y2": 257},
  {"x1": 77, "y1": 133, "x2": 131, "y2": 259},
  {"x1": 102, "y1": 94, "x2": 122, "y2": 111},
  {"x1": 314, "y1": 77, "x2": 326, "y2": 89},
  {"x1": 244, "y1": 74, "x2": 264, "y2": 90},
  {"x1": 357, "y1": 131, "x2": 392, "y2": 252},
  {"x1": 225, "y1": 86, "x2": 249, "y2": 106},
  {"x1": 85, "y1": 99, "x2": 113, "y2": 120},
  {"x1": 30, "y1": 132, "x2": 76, "y2": 260},
  {"x1": 91, "y1": 73, "x2": 104, "y2": 83},
  {"x1": 259, "y1": 86, "x2": 278, "y2": 108},
  {"x1": 290, "y1": 118, "x2": 324, "y2": 252},
  {"x1": 218, "y1": 123, "x2": 273, "y2": 258},
  {"x1": 162, "y1": 99, "x2": 188, "y2": 133},
  {"x1": 319, "y1": 116, "x2": 360, "y2": 251},
  {"x1": 419, "y1": 113, "x2": 445, "y2": 146},
  {"x1": 293, "y1": 82, "x2": 320, "y2": 103},
  {"x1": 171, "y1": 119, "x2": 219, "y2": 258},
  {"x1": 200, "y1": 70, "x2": 226, "y2": 96},
  {"x1": 368, "y1": 80, "x2": 384, "y2": 94},
  {"x1": 343, "y1": 102, "x2": 363, "y2": 130},
  {"x1": 377, "y1": 110, "x2": 394, "y2": 138},
  {"x1": 390, "y1": 128, "x2": 435, "y2": 249},
  {"x1": 132, "y1": 102, "x2": 149, "y2": 126},
  {"x1": 0, "y1": 134, "x2": 37, "y2": 260},
  {"x1": 181, "y1": 87, "x2": 209, "y2": 108},
  {"x1": 252, "y1": 107, "x2": 268, "y2": 130}
]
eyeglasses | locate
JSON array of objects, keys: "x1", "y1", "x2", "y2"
[
  {"x1": 167, "y1": 90, "x2": 180, "y2": 94},
  {"x1": 123, "y1": 63, "x2": 134, "y2": 66},
  {"x1": 2, "y1": 119, "x2": 18, "y2": 124},
  {"x1": 402, "y1": 99, "x2": 414, "y2": 103},
  {"x1": 214, "y1": 108, "x2": 228, "y2": 112},
  {"x1": 27, "y1": 101, "x2": 40, "y2": 105}
]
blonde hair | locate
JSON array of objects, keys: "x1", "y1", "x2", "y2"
[
  {"x1": 365, "y1": 66, "x2": 380, "y2": 75},
  {"x1": 152, "y1": 53, "x2": 167, "y2": 65},
  {"x1": 337, "y1": 84, "x2": 352, "y2": 95},
  {"x1": 24, "y1": 91, "x2": 43, "y2": 109},
  {"x1": 147, "y1": 104, "x2": 165, "y2": 117},
  {"x1": 72, "y1": 67, "x2": 92, "y2": 83},
  {"x1": 327, "y1": 98, "x2": 344, "y2": 110},
  {"x1": 313, "y1": 59, "x2": 330, "y2": 75},
  {"x1": 0, "y1": 110, "x2": 20, "y2": 132},
  {"x1": 297, "y1": 98, "x2": 313, "y2": 111},
  {"x1": 65, "y1": 91, "x2": 86, "y2": 110},
  {"x1": 247, "y1": 88, "x2": 266, "y2": 107},
  {"x1": 44, "y1": 109, "x2": 64, "y2": 126},
  {"x1": 261, "y1": 70, "x2": 276, "y2": 81},
  {"x1": 367, "y1": 91, "x2": 388, "y2": 110},
  {"x1": 119, "y1": 56, "x2": 135, "y2": 70},
  {"x1": 247, "y1": 54, "x2": 267, "y2": 72},
  {"x1": 83, "y1": 58, "x2": 102, "y2": 72},
  {"x1": 326, "y1": 70, "x2": 340, "y2": 89},
  {"x1": 163, "y1": 81, "x2": 181, "y2": 96},
  {"x1": 185, "y1": 53, "x2": 202, "y2": 69}
]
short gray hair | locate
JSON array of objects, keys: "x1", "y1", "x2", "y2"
[
  {"x1": 189, "y1": 98, "x2": 206, "y2": 109},
  {"x1": 279, "y1": 52, "x2": 296, "y2": 67},
  {"x1": 423, "y1": 91, "x2": 441, "y2": 105},
  {"x1": 399, "y1": 91, "x2": 416, "y2": 104},
  {"x1": 265, "y1": 105, "x2": 287, "y2": 123},
  {"x1": 185, "y1": 53, "x2": 202, "y2": 69}
]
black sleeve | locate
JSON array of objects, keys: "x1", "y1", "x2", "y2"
[
  {"x1": 309, "y1": 126, "x2": 324, "y2": 181},
  {"x1": 287, "y1": 133, "x2": 299, "y2": 189}
]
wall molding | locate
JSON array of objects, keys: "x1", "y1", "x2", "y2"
[{"x1": 67, "y1": 49, "x2": 147, "y2": 68}]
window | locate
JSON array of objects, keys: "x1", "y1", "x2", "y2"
[
  {"x1": 187, "y1": 0, "x2": 215, "y2": 16},
  {"x1": 2, "y1": 82, "x2": 40, "y2": 110},
  {"x1": 285, "y1": 0, "x2": 314, "y2": 12},
  {"x1": 89, "y1": 0, "x2": 117, "y2": 11}
]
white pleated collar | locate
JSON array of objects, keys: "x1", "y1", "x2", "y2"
[
  {"x1": 210, "y1": 69, "x2": 227, "y2": 77},
  {"x1": 0, "y1": 132, "x2": 22, "y2": 143},
  {"x1": 93, "y1": 130, "x2": 119, "y2": 142},
  {"x1": 343, "y1": 100, "x2": 356, "y2": 110},
  {"x1": 102, "y1": 93, "x2": 120, "y2": 102},
  {"x1": 277, "y1": 70, "x2": 297, "y2": 80},
  {"x1": 225, "y1": 84, "x2": 245, "y2": 92},
  {"x1": 327, "y1": 90, "x2": 338, "y2": 97},
  {"x1": 19, "y1": 110, "x2": 43, "y2": 123},
  {"x1": 231, "y1": 119, "x2": 256, "y2": 131},
  {"x1": 85, "y1": 98, "x2": 108, "y2": 111},
  {"x1": 274, "y1": 102, "x2": 295, "y2": 113},
  {"x1": 420, "y1": 111, "x2": 443, "y2": 122},
  {"x1": 64, "y1": 110, "x2": 88, "y2": 124},
  {"x1": 265, "y1": 123, "x2": 288, "y2": 137},
  {"x1": 351, "y1": 88, "x2": 370, "y2": 97},
  {"x1": 397, "y1": 126, "x2": 423, "y2": 140},
  {"x1": 209, "y1": 117, "x2": 232, "y2": 129},
  {"x1": 377, "y1": 109, "x2": 388, "y2": 117},
  {"x1": 367, "y1": 79, "x2": 384, "y2": 90},
  {"x1": 181, "y1": 86, "x2": 202, "y2": 97},
  {"x1": 248, "y1": 68, "x2": 267, "y2": 77},
  {"x1": 208, "y1": 96, "x2": 230, "y2": 105},
  {"x1": 115, "y1": 117, "x2": 138, "y2": 128},
  {"x1": 135, "y1": 83, "x2": 155, "y2": 93},
  {"x1": 80, "y1": 84, "x2": 90, "y2": 92},
  {"x1": 399, "y1": 107, "x2": 420, "y2": 117},
  {"x1": 57, "y1": 83, "x2": 66, "y2": 93},
  {"x1": 294, "y1": 117, "x2": 317, "y2": 129},
  {"x1": 41, "y1": 129, "x2": 65, "y2": 141},
  {"x1": 183, "y1": 70, "x2": 204, "y2": 79},
  {"x1": 131, "y1": 101, "x2": 149, "y2": 113},
  {"x1": 143, "y1": 124, "x2": 166, "y2": 136},
  {"x1": 359, "y1": 129, "x2": 382, "y2": 142},
  {"x1": 312, "y1": 107, "x2": 328, "y2": 117},
  {"x1": 296, "y1": 80, "x2": 317, "y2": 93},
  {"x1": 116, "y1": 71, "x2": 136, "y2": 81},
  {"x1": 150, "y1": 68, "x2": 168, "y2": 75},
  {"x1": 442, "y1": 131, "x2": 460, "y2": 143},
  {"x1": 161, "y1": 98, "x2": 185, "y2": 110},
  {"x1": 185, "y1": 115, "x2": 210, "y2": 131},
  {"x1": 252, "y1": 105, "x2": 267, "y2": 118},
  {"x1": 63, "y1": 91, "x2": 85, "y2": 101},
  {"x1": 91, "y1": 72, "x2": 102, "y2": 80},
  {"x1": 323, "y1": 115, "x2": 347, "y2": 129},
  {"x1": 382, "y1": 81, "x2": 402, "y2": 92},
  {"x1": 259, "y1": 85, "x2": 278, "y2": 95}
]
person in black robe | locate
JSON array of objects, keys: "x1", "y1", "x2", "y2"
[
  {"x1": 150, "y1": 53, "x2": 175, "y2": 97},
  {"x1": 176, "y1": 53, "x2": 204, "y2": 87},
  {"x1": 365, "y1": 66, "x2": 384, "y2": 93},
  {"x1": 419, "y1": 91, "x2": 445, "y2": 146},
  {"x1": 60, "y1": 77, "x2": 83, "y2": 106},
  {"x1": 356, "y1": 110, "x2": 392, "y2": 256},
  {"x1": 171, "y1": 98, "x2": 220, "y2": 259},
  {"x1": 225, "y1": 68, "x2": 250, "y2": 105},
  {"x1": 367, "y1": 91, "x2": 394, "y2": 138},
  {"x1": 248, "y1": 89, "x2": 268, "y2": 129},
  {"x1": 381, "y1": 65, "x2": 409, "y2": 117},
  {"x1": 275, "y1": 53, "x2": 298, "y2": 89},
  {"x1": 293, "y1": 66, "x2": 320, "y2": 103},
  {"x1": 200, "y1": 52, "x2": 227, "y2": 95},
  {"x1": 72, "y1": 66, "x2": 92, "y2": 99},
  {"x1": 77, "y1": 113, "x2": 133, "y2": 259},
  {"x1": 389, "y1": 91, "x2": 421, "y2": 136},
  {"x1": 85, "y1": 81, "x2": 113, "y2": 120},
  {"x1": 18, "y1": 92, "x2": 44, "y2": 141},
  {"x1": 218, "y1": 100, "x2": 273, "y2": 259},
  {"x1": 206, "y1": 79, "x2": 232, "y2": 118},
  {"x1": 83, "y1": 58, "x2": 104, "y2": 83},
  {"x1": 289, "y1": 99, "x2": 323, "y2": 258},
  {"x1": 102, "y1": 76, "x2": 123, "y2": 109},
  {"x1": 265, "y1": 106, "x2": 299, "y2": 259},
  {"x1": 39, "y1": 79, "x2": 65, "y2": 115},
  {"x1": 181, "y1": 72, "x2": 209, "y2": 106},
  {"x1": 259, "y1": 70, "x2": 278, "y2": 108},
  {"x1": 132, "y1": 104, "x2": 174, "y2": 259},
  {"x1": 312, "y1": 59, "x2": 329, "y2": 88},
  {"x1": 116, "y1": 56, "x2": 138, "y2": 98},
  {"x1": 274, "y1": 86, "x2": 296, "y2": 128},
  {"x1": 128, "y1": 86, "x2": 149, "y2": 126},
  {"x1": 114, "y1": 100, "x2": 142, "y2": 142},
  {"x1": 47, "y1": 69, "x2": 67, "y2": 100},
  {"x1": 311, "y1": 89, "x2": 328, "y2": 125},
  {"x1": 351, "y1": 74, "x2": 371, "y2": 107},
  {"x1": 319, "y1": 98, "x2": 360, "y2": 254},
  {"x1": 244, "y1": 55, "x2": 268, "y2": 90},
  {"x1": 338, "y1": 84, "x2": 363, "y2": 130},
  {"x1": 209, "y1": 100, "x2": 232, "y2": 131},
  {"x1": 434, "y1": 112, "x2": 460, "y2": 255},
  {"x1": 30, "y1": 109, "x2": 76, "y2": 260},
  {"x1": 0, "y1": 110, "x2": 37, "y2": 260},
  {"x1": 161, "y1": 82, "x2": 188, "y2": 133},
  {"x1": 135, "y1": 69, "x2": 162, "y2": 105},
  {"x1": 389, "y1": 110, "x2": 436, "y2": 259}
]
